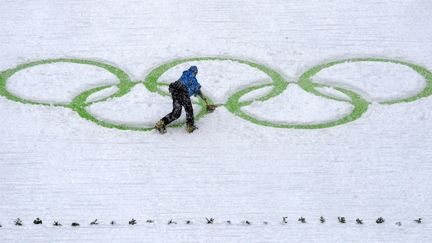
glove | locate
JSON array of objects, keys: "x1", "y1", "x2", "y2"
[{"x1": 206, "y1": 104, "x2": 217, "y2": 112}]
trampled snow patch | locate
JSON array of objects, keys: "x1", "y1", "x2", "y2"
[
  {"x1": 157, "y1": 60, "x2": 270, "y2": 104},
  {"x1": 238, "y1": 85, "x2": 274, "y2": 102},
  {"x1": 311, "y1": 61, "x2": 426, "y2": 102},
  {"x1": 242, "y1": 84, "x2": 353, "y2": 124},
  {"x1": 86, "y1": 84, "x2": 200, "y2": 127},
  {"x1": 86, "y1": 85, "x2": 119, "y2": 103},
  {"x1": 315, "y1": 86, "x2": 351, "y2": 101},
  {"x1": 6, "y1": 62, "x2": 120, "y2": 104}
]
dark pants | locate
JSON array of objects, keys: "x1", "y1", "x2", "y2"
[{"x1": 161, "y1": 81, "x2": 194, "y2": 126}]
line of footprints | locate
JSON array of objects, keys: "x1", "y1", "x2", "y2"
[{"x1": 0, "y1": 217, "x2": 423, "y2": 227}]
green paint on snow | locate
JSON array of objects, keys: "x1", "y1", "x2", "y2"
[{"x1": 1, "y1": 56, "x2": 431, "y2": 132}]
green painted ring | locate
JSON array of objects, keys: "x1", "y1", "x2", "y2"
[
  {"x1": 71, "y1": 82, "x2": 208, "y2": 130},
  {"x1": 70, "y1": 83, "x2": 155, "y2": 131},
  {"x1": 144, "y1": 56, "x2": 288, "y2": 101},
  {"x1": 0, "y1": 58, "x2": 132, "y2": 107},
  {"x1": 298, "y1": 57, "x2": 432, "y2": 105},
  {"x1": 143, "y1": 56, "x2": 291, "y2": 127},
  {"x1": 1, "y1": 56, "x2": 431, "y2": 132},
  {"x1": 226, "y1": 81, "x2": 369, "y2": 129},
  {"x1": 143, "y1": 56, "x2": 286, "y2": 125}
]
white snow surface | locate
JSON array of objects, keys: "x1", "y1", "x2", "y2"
[
  {"x1": 238, "y1": 85, "x2": 274, "y2": 102},
  {"x1": 6, "y1": 62, "x2": 119, "y2": 104},
  {"x1": 315, "y1": 86, "x2": 351, "y2": 101},
  {"x1": 242, "y1": 84, "x2": 353, "y2": 124},
  {"x1": 1, "y1": 0, "x2": 432, "y2": 242},
  {"x1": 311, "y1": 61, "x2": 427, "y2": 102},
  {"x1": 86, "y1": 86, "x2": 119, "y2": 103},
  {"x1": 87, "y1": 84, "x2": 201, "y2": 127},
  {"x1": 158, "y1": 60, "x2": 270, "y2": 104}
]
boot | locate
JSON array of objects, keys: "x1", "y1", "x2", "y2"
[
  {"x1": 186, "y1": 123, "x2": 198, "y2": 133},
  {"x1": 154, "y1": 120, "x2": 167, "y2": 134}
]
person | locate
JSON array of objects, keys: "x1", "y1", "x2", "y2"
[{"x1": 154, "y1": 66, "x2": 216, "y2": 134}]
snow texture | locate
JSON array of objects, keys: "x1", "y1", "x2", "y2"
[
  {"x1": 158, "y1": 60, "x2": 270, "y2": 104},
  {"x1": 312, "y1": 61, "x2": 426, "y2": 102},
  {"x1": 87, "y1": 84, "x2": 201, "y2": 127},
  {"x1": 242, "y1": 84, "x2": 354, "y2": 124},
  {"x1": 7, "y1": 63, "x2": 119, "y2": 104},
  {"x1": 1, "y1": 0, "x2": 432, "y2": 242}
]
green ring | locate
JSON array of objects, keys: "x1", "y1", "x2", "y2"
[
  {"x1": 1, "y1": 56, "x2": 431, "y2": 131},
  {"x1": 144, "y1": 56, "x2": 286, "y2": 126},
  {"x1": 144, "y1": 56, "x2": 288, "y2": 100},
  {"x1": 226, "y1": 82, "x2": 368, "y2": 129},
  {"x1": 144, "y1": 56, "x2": 290, "y2": 127},
  {"x1": 215, "y1": 57, "x2": 368, "y2": 129},
  {"x1": 0, "y1": 58, "x2": 132, "y2": 107},
  {"x1": 71, "y1": 83, "x2": 154, "y2": 131},
  {"x1": 298, "y1": 57, "x2": 432, "y2": 104}
]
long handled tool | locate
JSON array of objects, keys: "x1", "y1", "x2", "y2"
[{"x1": 204, "y1": 99, "x2": 218, "y2": 112}]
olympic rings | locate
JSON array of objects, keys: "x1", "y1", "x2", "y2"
[
  {"x1": 298, "y1": 58, "x2": 432, "y2": 105},
  {"x1": 0, "y1": 56, "x2": 431, "y2": 132},
  {"x1": 0, "y1": 58, "x2": 132, "y2": 107}
]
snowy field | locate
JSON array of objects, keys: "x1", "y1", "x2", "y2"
[{"x1": 1, "y1": 0, "x2": 432, "y2": 242}]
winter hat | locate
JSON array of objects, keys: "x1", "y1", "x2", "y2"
[{"x1": 189, "y1": 66, "x2": 198, "y2": 73}]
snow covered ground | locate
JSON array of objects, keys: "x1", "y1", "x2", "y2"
[{"x1": 1, "y1": 0, "x2": 432, "y2": 242}]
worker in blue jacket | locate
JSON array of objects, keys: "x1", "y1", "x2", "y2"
[{"x1": 155, "y1": 66, "x2": 216, "y2": 134}]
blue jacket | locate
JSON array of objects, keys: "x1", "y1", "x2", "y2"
[{"x1": 179, "y1": 67, "x2": 201, "y2": 97}]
